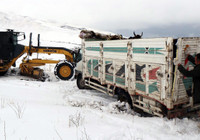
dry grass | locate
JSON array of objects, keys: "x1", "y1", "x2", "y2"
[{"x1": 8, "y1": 102, "x2": 26, "y2": 119}]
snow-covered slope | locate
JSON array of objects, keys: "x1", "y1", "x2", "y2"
[
  {"x1": 0, "y1": 12, "x2": 200, "y2": 140},
  {"x1": 0, "y1": 11, "x2": 81, "y2": 48}
]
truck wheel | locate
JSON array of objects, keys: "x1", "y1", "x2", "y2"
[
  {"x1": 116, "y1": 88, "x2": 133, "y2": 109},
  {"x1": 54, "y1": 61, "x2": 74, "y2": 80},
  {"x1": 77, "y1": 74, "x2": 85, "y2": 89},
  {"x1": 0, "y1": 70, "x2": 8, "y2": 76}
]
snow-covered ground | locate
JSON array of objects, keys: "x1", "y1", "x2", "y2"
[
  {"x1": 1, "y1": 75, "x2": 200, "y2": 140},
  {"x1": 0, "y1": 11, "x2": 200, "y2": 140}
]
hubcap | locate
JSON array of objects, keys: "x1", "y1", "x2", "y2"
[{"x1": 59, "y1": 65, "x2": 71, "y2": 78}]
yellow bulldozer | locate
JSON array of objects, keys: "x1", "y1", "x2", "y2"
[{"x1": 0, "y1": 29, "x2": 81, "y2": 81}]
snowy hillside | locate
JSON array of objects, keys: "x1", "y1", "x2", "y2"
[
  {"x1": 0, "y1": 12, "x2": 200, "y2": 140},
  {"x1": 0, "y1": 11, "x2": 81, "y2": 48}
]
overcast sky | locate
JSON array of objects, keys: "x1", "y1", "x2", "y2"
[{"x1": 0, "y1": 0, "x2": 200, "y2": 37}]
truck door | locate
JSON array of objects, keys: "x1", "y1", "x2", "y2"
[{"x1": 172, "y1": 37, "x2": 200, "y2": 104}]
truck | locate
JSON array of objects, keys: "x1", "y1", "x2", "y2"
[{"x1": 76, "y1": 32, "x2": 200, "y2": 118}]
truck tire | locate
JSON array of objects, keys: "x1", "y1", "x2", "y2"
[
  {"x1": 77, "y1": 74, "x2": 85, "y2": 89},
  {"x1": 54, "y1": 61, "x2": 74, "y2": 80},
  {"x1": 116, "y1": 88, "x2": 133, "y2": 109}
]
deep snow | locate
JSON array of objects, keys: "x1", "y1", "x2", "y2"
[
  {"x1": 0, "y1": 11, "x2": 200, "y2": 140},
  {"x1": 0, "y1": 75, "x2": 200, "y2": 140}
]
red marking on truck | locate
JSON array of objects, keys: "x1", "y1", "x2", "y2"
[{"x1": 143, "y1": 67, "x2": 160, "y2": 80}]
